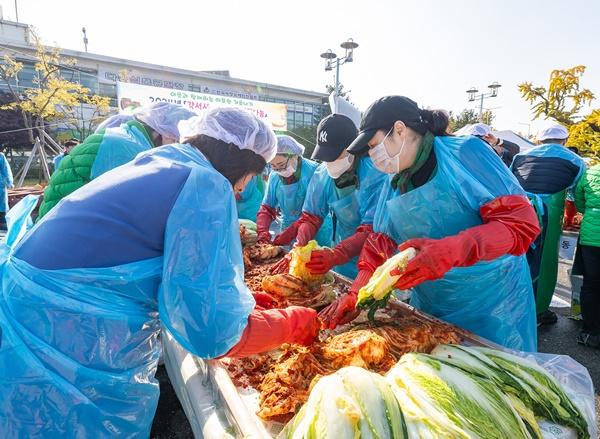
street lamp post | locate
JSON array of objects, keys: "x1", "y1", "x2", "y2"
[
  {"x1": 466, "y1": 82, "x2": 502, "y2": 121},
  {"x1": 320, "y1": 38, "x2": 359, "y2": 96}
]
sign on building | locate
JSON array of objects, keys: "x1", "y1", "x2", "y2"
[{"x1": 117, "y1": 82, "x2": 287, "y2": 130}]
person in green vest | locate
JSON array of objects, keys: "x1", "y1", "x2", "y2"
[
  {"x1": 511, "y1": 124, "x2": 586, "y2": 325},
  {"x1": 38, "y1": 102, "x2": 196, "y2": 219},
  {"x1": 574, "y1": 162, "x2": 600, "y2": 348}
]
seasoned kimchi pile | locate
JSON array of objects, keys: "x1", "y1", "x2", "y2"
[
  {"x1": 243, "y1": 244, "x2": 342, "y2": 309},
  {"x1": 223, "y1": 317, "x2": 463, "y2": 422}
]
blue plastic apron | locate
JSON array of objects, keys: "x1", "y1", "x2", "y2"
[
  {"x1": 0, "y1": 144, "x2": 255, "y2": 437},
  {"x1": 236, "y1": 175, "x2": 263, "y2": 221},
  {"x1": 0, "y1": 198, "x2": 163, "y2": 438},
  {"x1": 329, "y1": 187, "x2": 361, "y2": 278},
  {"x1": 274, "y1": 159, "x2": 332, "y2": 246},
  {"x1": 373, "y1": 136, "x2": 537, "y2": 351}
]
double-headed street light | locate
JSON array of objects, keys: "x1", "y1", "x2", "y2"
[
  {"x1": 320, "y1": 38, "x2": 359, "y2": 96},
  {"x1": 466, "y1": 81, "x2": 502, "y2": 120}
]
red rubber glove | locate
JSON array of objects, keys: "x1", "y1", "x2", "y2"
[
  {"x1": 295, "y1": 212, "x2": 324, "y2": 247},
  {"x1": 256, "y1": 204, "x2": 277, "y2": 243},
  {"x1": 273, "y1": 221, "x2": 301, "y2": 246},
  {"x1": 252, "y1": 291, "x2": 278, "y2": 310},
  {"x1": 306, "y1": 224, "x2": 373, "y2": 275},
  {"x1": 318, "y1": 270, "x2": 372, "y2": 330},
  {"x1": 224, "y1": 306, "x2": 320, "y2": 357},
  {"x1": 305, "y1": 248, "x2": 340, "y2": 275},
  {"x1": 393, "y1": 195, "x2": 540, "y2": 291},
  {"x1": 269, "y1": 253, "x2": 291, "y2": 274}
]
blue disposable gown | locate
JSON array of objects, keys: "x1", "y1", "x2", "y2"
[
  {"x1": 262, "y1": 157, "x2": 332, "y2": 246},
  {"x1": 53, "y1": 153, "x2": 65, "y2": 171},
  {"x1": 0, "y1": 152, "x2": 14, "y2": 212},
  {"x1": 0, "y1": 144, "x2": 255, "y2": 437},
  {"x1": 302, "y1": 156, "x2": 386, "y2": 278},
  {"x1": 236, "y1": 174, "x2": 265, "y2": 221},
  {"x1": 373, "y1": 135, "x2": 537, "y2": 351},
  {"x1": 90, "y1": 121, "x2": 154, "y2": 179}
]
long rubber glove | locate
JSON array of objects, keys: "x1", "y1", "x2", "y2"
[
  {"x1": 224, "y1": 306, "x2": 320, "y2": 357},
  {"x1": 256, "y1": 204, "x2": 278, "y2": 243},
  {"x1": 251, "y1": 291, "x2": 279, "y2": 310},
  {"x1": 306, "y1": 224, "x2": 373, "y2": 274},
  {"x1": 272, "y1": 221, "x2": 301, "y2": 246},
  {"x1": 393, "y1": 195, "x2": 540, "y2": 290},
  {"x1": 318, "y1": 232, "x2": 397, "y2": 329},
  {"x1": 294, "y1": 212, "x2": 324, "y2": 247}
]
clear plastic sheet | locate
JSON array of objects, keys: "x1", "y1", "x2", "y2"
[{"x1": 518, "y1": 351, "x2": 597, "y2": 439}]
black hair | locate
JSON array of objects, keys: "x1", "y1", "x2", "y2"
[
  {"x1": 418, "y1": 109, "x2": 450, "y2": 136},
  {"x1": 541, "y1": 138, "x2": 567, "y2": 145},
  {"x1": 185, "y1": 134, "x2": 266, "y2": 186}
]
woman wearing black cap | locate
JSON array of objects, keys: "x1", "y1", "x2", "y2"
[
  {"x1": 270, "y1": 114, "x2": 386, "y2": 279},
  {"x1": 319, "y1": 96, "x2": 541, "y2": 351}
]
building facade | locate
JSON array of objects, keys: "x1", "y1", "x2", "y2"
[{"x1": 0, "y1": 19, "x2": 328, "y2": 131}]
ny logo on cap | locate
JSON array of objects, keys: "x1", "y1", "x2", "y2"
[{"x1": 319, "y1": 131, "x2": 328, "y2": 143}]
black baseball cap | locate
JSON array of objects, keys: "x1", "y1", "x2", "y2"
[
  {"x1": 347, "y1": 96, "x2": 426, "y2": 155},
  {"x1": 312, "y1": 114, "x2": 358, "y2": 162}
]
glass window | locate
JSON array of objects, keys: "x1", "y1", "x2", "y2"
[
  {"x1": 17, "y1": 64, "x2": 37, "y2": 88},
  {"x1": 79, "y1": 73, "x2": 99, "y2": 92},
  {"x1": 99, "y1": 83, "x2": 117, "y2": 98},
  {"x1": 304, "y1": 113, "x2": 313, "y2": 125},
  {"x1": 295, "y1": 111, "x2": 304, "y2": 126}
]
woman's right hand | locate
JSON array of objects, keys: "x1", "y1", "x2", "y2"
[
  {"x1": 286, "y1": 306, "x2": 320, "y2": 345},
  {"x1": 318, "y1": 293, "x2": 360, "y2": 330}
]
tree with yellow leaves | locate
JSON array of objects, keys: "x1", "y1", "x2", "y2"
[
  {"x1": 0, "y1": 28, "x2": 110, "y2": 144},
  {"x1": 519, "y1": 65, "x2": 598, "y2": 158}
]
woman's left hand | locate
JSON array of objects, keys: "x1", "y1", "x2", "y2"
[{"x1": 391, "y1": 238, "x2": 457, "y2": 290}]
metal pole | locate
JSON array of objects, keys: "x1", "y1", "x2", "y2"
[
  {"x1": 14, "y1": 0, "x2": 19, "y2": 22},
  {"x1": 334, "y1": 60, "x2": 340, "y2": 97},
  {"x1": 479, "y1": 94, "x2": 484, "y2": 121}
]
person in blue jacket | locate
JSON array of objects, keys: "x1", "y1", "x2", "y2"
[
  {"x1": 511, "y1": 123, "x2": 586, "y2": 325},
  {"x1": 236, "y1": 173, "x2": 266, "y2": 221},
  {"x1": 52, "y1": 138, "x2": 80, "y2": 171},
  {"x1": 0, "y1": 148, "x2": 14, "y2": 229},
  {"x1": 319, "y1": 96, "x2": 541, "y2": 352},
  {"x1": 0, "y1": 108, "x2": 320, "y2": 437},
  {"x1": 271, "y1": 114, "x2": 386, "y2": 279},
  {"x1": 256, "y1": 135, "x2": 332, "y2": 246}
]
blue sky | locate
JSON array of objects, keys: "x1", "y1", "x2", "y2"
[{"x1": 2, "y1": 0, "x2": 599, "y2": 134}]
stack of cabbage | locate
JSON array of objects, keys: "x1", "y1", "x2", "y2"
[{"x1": 281, "y1": 345, "x2": 589, "y2": 439}]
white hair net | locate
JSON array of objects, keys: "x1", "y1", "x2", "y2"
[
  {"x1": 461, "y1": 123, "x2": 491, "y2": 137},
  {"x1": 276, "y1": 135, "x2": 305, "y2": 156},
  {"x1": 133, "y1": 102, "x2": 196, "y2": 140},
  {"x1": 537, "y1": 123, "x2": 569, "y2": 141},
  {"x1": 178, "y1": 107, "x2": 277, "y2": 162},
  {"x1": 95, "y1": 114, "x2": 134, "y2": 133}
]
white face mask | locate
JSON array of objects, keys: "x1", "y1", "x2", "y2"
[
  {"x1": 325, "y1": 154, "x2": 354, "y2": 179},
  {"x1": 275, "y1": 158, "x2": 297, "y2": 178},
  {"x1": 369, "y1": 128, "x2": 406, "y2": 174}
]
